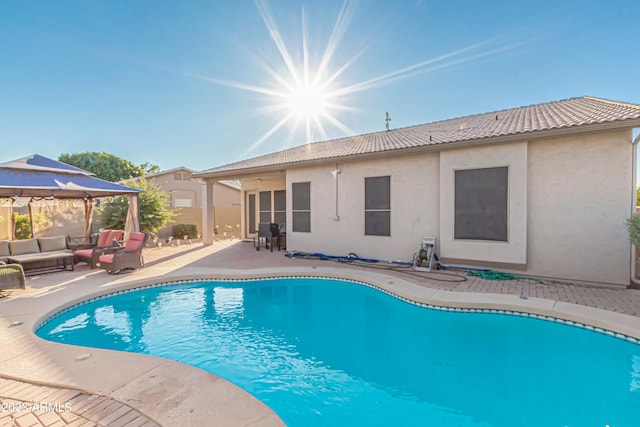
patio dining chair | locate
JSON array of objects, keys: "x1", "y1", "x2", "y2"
[
  {"x1": 73, "y1": 229, "x2": 124, "y2": 269},
  {"x1": 255, "y1": 222, "x2": 282, "y2": 252},
  {"x1": 98, "y1": 232, "x2": 148, "y2": 274}
]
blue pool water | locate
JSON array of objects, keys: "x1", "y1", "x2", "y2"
[{"x1": 37, "y1": 278, "x2": 640, "y2": 426}]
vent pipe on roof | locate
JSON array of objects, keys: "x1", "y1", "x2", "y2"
[{"x1": 385, "y1": 112, "x2": 391, "y2": 131}]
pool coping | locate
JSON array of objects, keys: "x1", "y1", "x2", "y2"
[{"x1": 1, "y1": 265, "x2": 640, "y2": 426}]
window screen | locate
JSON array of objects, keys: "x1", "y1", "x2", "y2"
[
  {"x1": 292, "y1": 182, "x2": 310, "y2": 232},
  {"x1": 364, "y1": 176, "x2": 390, "y2": 236},
  {"x1": 173, "y1": 171, "x2": 191, "y2": 181},
  {"x1": 274, "y1": 190, "x2": 286, "y2": 225},
  {"x1": 259, "y1": 191, "x2": 271, "y2": 223},
  {"x1": 454, "y1": 167, "x2": 508, "y2": 241},
  {"x1": 174, "y1": 198, "x2": 193, "y2": 208}
]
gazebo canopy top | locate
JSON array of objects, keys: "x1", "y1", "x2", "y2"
[{"x1": 0, "y1": 154, "x2": 141, "y2": 199}]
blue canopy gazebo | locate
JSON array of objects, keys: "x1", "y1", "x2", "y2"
[{"x1": 0, "y1": 154, "x2": 142, "y2": 240}]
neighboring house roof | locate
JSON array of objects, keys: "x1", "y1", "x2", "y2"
[
  {"x1": 194, "y1": 96, "x2": 640, "y2": 179},
  {"x1": 123, "y1": 167, "x2": 196, "y2": 184},
  {"x1": 142, "y1": 166, "x2": 195, "y2": 180},
  {"x1": 123, "y1": 168, "x2": 239, "y2": 192}
]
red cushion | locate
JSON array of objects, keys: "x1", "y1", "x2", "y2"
[
  {"x1": 96, "y1": 230, "x2": 112, "y2": 247},
  {"x1": 99, "y1": 253, "x2": 114, "y2": 264},
  {"x1": 125, "y1": 232, "x2": 145, "y2": 250},
  {"x1": 74, "y1": 249, "x2": 93, "y2": 258}
]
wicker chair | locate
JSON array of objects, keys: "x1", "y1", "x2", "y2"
[
  {"x1": 73, "y1": 230, "x2": 124, "y2": 269},
  {"x1": 98, "y1": 232, "x2": 148, "y2": 274},
  {"x1": 0, "y1": 261, "x2": 26, "y2": 290}
]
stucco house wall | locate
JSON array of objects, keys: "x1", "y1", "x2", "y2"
[
  {"x1": 526, "y1": 129, "x2": 632, "y2": 284},
  {"x1": 144, "y1": 169, "x2": 203, "y2": 239},
  {"x1": 285, "y1": 129, "x2": 631, "y2": 285},
  {"x1": 286, "y1": 154, "x2": 440, "y2": 260}
]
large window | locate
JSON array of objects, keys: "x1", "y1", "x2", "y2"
[
  {"x1": 365, "y1": 176, "x2": 390, "y2": 236},
  {"x1": 292, "y1": 182, "x2": 310, "y2": 232},
  {"x1": 454, "y1": 167, "x2": 508, "y2": 241}
]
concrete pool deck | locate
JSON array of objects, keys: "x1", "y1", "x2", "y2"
[{"x1": 1, "y1": 240, "x2": 640, "y2": 426}]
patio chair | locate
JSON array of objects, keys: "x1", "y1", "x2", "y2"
[
  {"x1": 73, "y1": 229, "x2": 124, "y2": 269},
  {"x1": 254, "y1": 222, "x2": 280, "y2": 252},
  {"x1": 0, "y1": 261, "x2": 25, "y2": 290},
  {"x1": 98, "y1": 232, "x2": 148, "y2": 274}
]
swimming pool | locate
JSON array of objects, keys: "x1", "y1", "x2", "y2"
[{"x1": 37, "y1": 277, "x2": 640, "y2": 427}]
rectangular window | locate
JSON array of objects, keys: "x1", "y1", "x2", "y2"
[
  {"x1": 292, "y1": 182, "x2": 310, "y2": 232},
  {"x1": 274, "y1": 190, "x2": 286, "y2": 225},
  {"x1": 364, "y1": 176, "x2": 390, "y2": 236},
  {"x1": 259, "y1": 191, "x2": 271, "y2": 223},
  {"x1": 174, "y1": 198, "x2": 193, "y2": 208},
  {"x1": 454, "y1": 166, "x2": 508, "y2": 241}
]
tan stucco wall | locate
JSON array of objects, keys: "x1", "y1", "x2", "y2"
[
  {"x1": 148, "y1": 172, "x2": 204, "y2": 239},
  {"x1": 151, "y1": 172, "x2": 203, "y2": 209},
  {"x1": 282, "y1": 128, "x2": 633, "y2": 285},
  {"x1": 526, "y1": 129, "x2": 632, "y2": 285},
  {"x1": 286, "y1": 155, "x2": 440, "y2": 261},
  {"x1": 212, "y1": 184, "x2": 242, "y2": 238}
]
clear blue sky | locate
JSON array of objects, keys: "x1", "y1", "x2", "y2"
[{"x1": 1, "y1": 0, "x2": 639, "y2": 172}]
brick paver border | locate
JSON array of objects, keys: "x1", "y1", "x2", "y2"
[{"x1": 0, "y1": 376, "x2": 159, "y2": 427}]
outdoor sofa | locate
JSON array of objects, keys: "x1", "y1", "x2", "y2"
[{"x1": 0, "y1": 236, "x2": 74, "y2": 276}]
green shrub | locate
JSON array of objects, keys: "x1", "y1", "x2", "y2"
[
  {"x1": 626, "y1": 213, "x2": 640, "y2": 247},
  {"x1": 172, "y1": 224, "x2": 198, "y2": 239},
  {"x1": 98, "y1": 176, "x2": 177, "y2": 234}
]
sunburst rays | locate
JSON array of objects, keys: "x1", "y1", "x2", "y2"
[{"x1": 183, "y1": 0, "x2": 532, "y2": 158}]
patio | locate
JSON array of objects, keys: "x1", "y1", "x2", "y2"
[{"x1": 1, "y1": 240, "x2": 640, "y2": 426}]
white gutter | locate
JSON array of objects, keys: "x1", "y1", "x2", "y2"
[{"x1": 631, "y1": 131, "x2": 640, "y2": 287}]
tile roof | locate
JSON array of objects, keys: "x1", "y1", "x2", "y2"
[
  {"x1": 143, "y1": 166, "x2": 194, "y2": 179},
  {"x1": 195, "y1": 96, "x2": 640, "y2": 177}
]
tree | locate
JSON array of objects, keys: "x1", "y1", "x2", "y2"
[
  {"x1": 97, "y1": 176, "x2": 178, "y2": 235},
  {"x1": 58, "y1": 152, "x2": 159, "y2": 182},
  {"x1": 140, "y1": 162, "x2": 161, "y2": 175}
]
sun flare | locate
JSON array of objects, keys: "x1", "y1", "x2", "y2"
[
  {"x1": 182, "y1": 0, "x2": 531, "y2": 157},
  {"x1": 286, "y1": 82, "x2": 329, "y2": 119}
]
